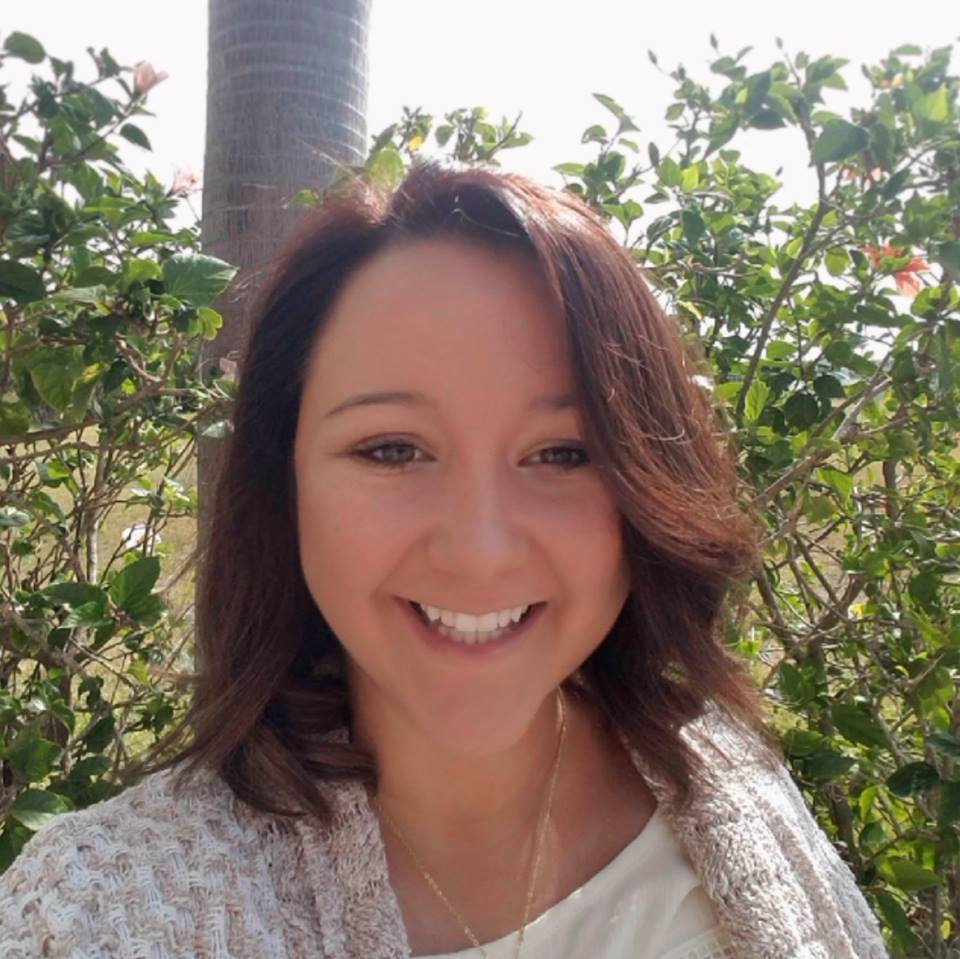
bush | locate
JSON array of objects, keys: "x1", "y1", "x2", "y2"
[{"x1": 0, "y1": 35, "x2": 234, "y2": 869}]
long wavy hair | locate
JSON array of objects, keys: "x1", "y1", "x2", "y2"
[{"x1": 152, "y1": 160, "x2": 773, "y2": 818}]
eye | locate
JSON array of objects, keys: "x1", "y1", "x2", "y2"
[
  {"x1": 350, "y1": 440, "x2": 590, "y2": 472},
  {"x1": 352, "y1": 439, "x2": 426, "y2": 470},
  {"x1": 529, "y1": 445, "x2": 590, "y2": 470}
]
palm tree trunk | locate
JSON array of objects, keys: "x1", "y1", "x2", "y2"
[{"x1": 198, "y1": 0, "x2": 371, "y2": 641}]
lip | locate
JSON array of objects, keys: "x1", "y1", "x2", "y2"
[{"x1": 396, "y1": 597, "x2": 546, "y2": 658}]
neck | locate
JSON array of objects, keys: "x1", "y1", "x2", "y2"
[{"x1": 351, "y1": 685, "x2": 567, "y2": 859}]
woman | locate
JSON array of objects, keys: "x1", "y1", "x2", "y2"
[{"x1": 1, "y1": 162, "x2": 888, "y2": 958}]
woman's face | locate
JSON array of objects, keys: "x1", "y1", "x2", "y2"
[{"x1": 293, "y1": 237, "x2": 630, "y2": 756}]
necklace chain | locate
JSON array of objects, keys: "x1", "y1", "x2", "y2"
[{"x1": 374, "y1": 690, "x2": 567, "y2": 959}]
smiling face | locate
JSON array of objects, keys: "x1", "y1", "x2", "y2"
[{"x1": 293, "y1": 236, "x2": 631, "y2": 756}]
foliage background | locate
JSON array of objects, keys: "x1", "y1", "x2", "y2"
[{"x1": 1, "y1": 30, "x2": 958, "y2": 957}]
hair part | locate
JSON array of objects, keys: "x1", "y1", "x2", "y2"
[{"x1": 141, "y1": 160, "x2": 774, "y2": 818}]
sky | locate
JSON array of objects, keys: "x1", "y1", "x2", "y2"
[{"x1": 4, "y1": 2, "x2": 960, "y2": 215}]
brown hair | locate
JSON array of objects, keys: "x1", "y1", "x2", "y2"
[{"x1": 154, "y1": 160, "x2": 772, "y2": 817}]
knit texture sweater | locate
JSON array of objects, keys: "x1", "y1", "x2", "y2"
[{"x1": 1, "y1": 706, "x2": 889, "y2": 959}]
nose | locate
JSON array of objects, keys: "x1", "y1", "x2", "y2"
[{"x1": 425, "y1": 462, "x2": 530, "y2": 579}]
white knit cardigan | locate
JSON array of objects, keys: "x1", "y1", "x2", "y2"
[{"x1": 1, "y1": 707, "x2": 889, "y2": 958}]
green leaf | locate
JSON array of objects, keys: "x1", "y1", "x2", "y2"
[
  {"x1": 291, "y1": 188, "x2": 319, "y2": 207},
  {"x1": 830, "y1": 704, "x2": 888, "y2": 749},
  {"x1": 0, "y1": 260, "x2": 45, "y2": 303},
  {"x1": 81, "y1": 714, "x2": 115, "y2": 753},
  {"x1": 0, "y1": 395, "x2": 30, "y2": 435},
  {"x1": 935, "y1": 241, "x2": 960, "y2": 279},
  {"x1": 749, "y1": 109, "x2": 785, "y2": 130},
  {"x1": 592, "y1": 93, "x2": 625, "y2": 119},
  {"x1": 874, "y1": 891, "x2": 922, "y2": 951},
  {"x1": 912, "y1": 85, "x2": 949, "y2": 127},
  {"x1": 782, "y1": 728, "x2": 825, "y2": 757},
  {"x1": 680, "y1": 165, "x2": 700, "y2": 192},
  {"x1": 886, "y1": 761, "x2": 940, "y2": 797},
  {"x1": 7, "y1": 731, "x2": 62, "y2": 783},
  {"x1": 813, "y1": 374, "x2": 845, "y2": 399},
  {"x1": 3, "y1": 32, "x2": 45, "y2": 63},
  {"x1": 161, "y1": 254, "x2": 237, "y2": 308},
  {"x1": 27, "y1": 347, "x2": 85, "y2": 411},
  {"x1": 783, "y1": 392, "x2": 819, "y2": 429},
  {"x1": 815, "y1": 466, "x2": 853, "y2": 503},
  {"x1": 743, "y1": 71, "x2": 772, "y2": 114},
  {"x1": 680, "y1": 210, "x2": 706, "y2": 244},
  {"x1": 129, "y1": 230, "x2": 177, "y2": 248},
  {"x1": 49, "y1": 286, "x2": 108, "y2": 306},
  {"x1": 806, "y1": 749, "x2": 856, "y2": 780},
  {"x1": 743, "y1": 378, "x2": 770, "y2": 424},
  {"x1": 122, "y1": 257, "x2": 161, "y2": 287},
  {"x1": 68, "y1": 755, "x2": 111, "y2": 782},
  {"x1": 778, "y1": 662, "x2": 816, "y2": 705},
  {"x1": 917, "y1": 666, "x2": 953, "y2": 708},
  {"x1": 67, "y1": 364, "x2": 103, "y2": 423},
  {"x1": 880, "y1": 859, "x2": 940, "y2": 892},
  {"x1": 10, "y1": 789, "x2": 70, "y2": 831},
  {"x1": 62, "y1": 601, "x2": 112, "y2": 629},
  {"x1": 927, "y1": 730, "x2": 960, "y2": 759},
  {"x1": 581, "y1": 124, "x2": 607, "y2": 145},
  {"x1": 907, "y1": 569, "x2": 939, "y2": 607},
  {"x1": 119, "y1": 123, "x2": 151, "y2": 150},
  {"x1": 665, "y1": 102, "x2": 685, "y2": 122},
  {"x1": 765, "y1": 340, "x2": 794, "y2": 361},
  {"x1": 109, "y1": 556, "x2": 160, "y2": 615},
  {"x1": 658, "y1": 157, "x2": 682, "y2": 188},
  {"x1": 366, "y1": 145, "x2": 405, "y2": 190},
  {"x1": 940, "y1": 782, "x2": 960, "y2": 827},
  {"x1": 825, "y1": 247, "x2": 850, "y2": 276},
  {"x1": 811, "y1": 119, "x2": 869, "y2": 164},
  {"x1": 196, "y1": 307, "x2": 223, "y2": 340},
  {"x1": 43, "y1": 582, "x2": 108, "y2": 610}
]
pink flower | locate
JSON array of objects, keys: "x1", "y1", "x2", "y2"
[
  {"x1": 133, "y1": 61, "x2": 169, "y2": 95},
  {"x1": 862, "y1": 243, "x2": 931, "y2": 298},
  {"x1": 840, "y1": 165, "x2": 884, "y2": 187},
  {"x1": 171, "y1": 166, "x2": 200, "y2": 196},
  {"x1": 218, "y1": 356, "x2": 238, "y2": 381}
]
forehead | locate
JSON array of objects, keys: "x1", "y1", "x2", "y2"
[{"x1": 303, "y1": 237, "x2": 572, "y2": 399}]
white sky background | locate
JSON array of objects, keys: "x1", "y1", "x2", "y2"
[{"x1": 3, "y1": 2, "x2": 959, "y2": 214}]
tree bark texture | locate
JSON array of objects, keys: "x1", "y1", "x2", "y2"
[
  {"x1": 203, "y1": 0, "x2": 371, "y2": 361},
  {"x1": 198, "y1": 0, "x2": 371, "y2": 642}
]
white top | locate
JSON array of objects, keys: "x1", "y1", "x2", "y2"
[{"x1": 415, "y1": 806, "x2": 734, "y2": 959}]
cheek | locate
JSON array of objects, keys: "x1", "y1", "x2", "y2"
[
  {"x1": 556, "y1": 487, "x2": 630, "y2": 631},
  {"x1": 558, "y1": 481, "x2": 627, "y2": 570},
  {"x1": 294, "y1": 469, "x2": 417, "y2": 613}
]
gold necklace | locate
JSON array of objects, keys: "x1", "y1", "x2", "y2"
[{"x1": 374, "y1": 690, "x2": 567, "y2": 959}]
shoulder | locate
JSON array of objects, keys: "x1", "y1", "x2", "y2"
[
  {"x1": 671, "y1": 704, "x2": 843, "y2": 872},
  {"x1": 663, "y1": 705, "x2": 888, "y2": 958},
  {"x1": 3, "y1": 763, "x2": 239, "y2": 879},
  {"x1": 0, "y1": 765, "x2": 257, "y2": 957}
]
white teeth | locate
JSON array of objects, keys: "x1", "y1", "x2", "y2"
[{"x1": 415, "y1": 601, "x2": 533, "y2": 637}]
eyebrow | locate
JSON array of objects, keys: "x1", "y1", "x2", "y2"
[{"x1": 322, "y1": 389, "x2": 577, "y2": 420}]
